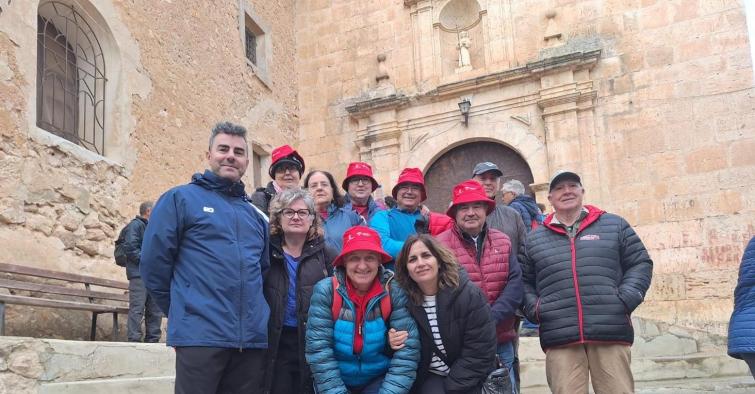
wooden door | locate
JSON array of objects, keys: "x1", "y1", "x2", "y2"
[{"x1": 423, "y1": 141, "x2": 535, "y2": 212}]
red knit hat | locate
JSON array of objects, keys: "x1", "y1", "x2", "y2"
[
  {"x1": 269, "y1": 145, "x2": 305, "y2": 178},
  {"x1": 391, "y1": 168, "x2": 427, "y2": 202},
  {"x1": 332, "y1": 226, "x2": 393, "y2": 267},
  {"x1": 446, "y1": 179, "x2": 496, "y2": 217},
  {"x1": 342, "y1": 162, "x2": 379, "y2": 192}
]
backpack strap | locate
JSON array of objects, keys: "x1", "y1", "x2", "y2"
[
  {"x1": 331, "y1": 276, "x2": 343, "y2": 321},
  {"x1": 332, "y1": 276, "x2": 392, "y2": 323},
  {"x1": 380, "y1": 282, "x2": 392, "y2": 322}
]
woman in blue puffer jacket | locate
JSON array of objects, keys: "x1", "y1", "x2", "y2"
[
  {"x1": 728, "y1": 236, "x2": 755, "y2": 377},
  {"x1": 305, "y1": 226, "x2": 420, "y2": 394}
]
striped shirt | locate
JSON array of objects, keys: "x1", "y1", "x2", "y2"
[{"x1": 423, "y1": 295, "x2": 450, "y2": 376}]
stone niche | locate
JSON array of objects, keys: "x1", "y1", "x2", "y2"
[{"x1": 437, "y1": 0, "x2": 485, "y2": 75}]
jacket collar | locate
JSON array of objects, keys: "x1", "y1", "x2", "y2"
[
  {"x1": 270, "y1": 234, "x2": 325, "y2": 261},
  {"x1": 191, "y1": 170, "x2": 247, "y2": 197},
  {"x1": 544, "y1": 205, "x2": 605, "y2": 235}
]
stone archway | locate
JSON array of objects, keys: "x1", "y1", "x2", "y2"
[{"x1": 423, "y1": 141, "x2": 535, "y2": 212}]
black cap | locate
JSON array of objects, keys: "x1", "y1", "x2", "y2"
[
  {"x1": 549, "y1": 170, "x2": 581, "y2": 191},
  {"x1": 472, "y1": 162, "x2": 503, "y2": 177}
]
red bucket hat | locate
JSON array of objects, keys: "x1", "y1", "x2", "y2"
[
  {"x1": 446, "y1": 179, "x2": 496, "y2": 217},
  {"x1": 342, "y1": 162, "x2": 379, "y2": 192},
  {"x1": 269, "y1": 145, "x2": 305, "y2": 178},
  {"x1": 391, "y1": 168, "x2": 427, "y2": 202},
  {"x1": 332, "y1": 226, "x2": 393, "y2": 267}
]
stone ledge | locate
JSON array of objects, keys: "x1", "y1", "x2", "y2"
[{"x1": 39, "y1": 376, "x2": 174, "y2": 394}]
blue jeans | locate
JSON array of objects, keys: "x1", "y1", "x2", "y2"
[{"x1": 497, "y1": 342, "x2": 518, "y2": 394}]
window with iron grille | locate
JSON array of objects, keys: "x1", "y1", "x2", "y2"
[
  {"x1": 245, "y1": 28, "x2": 257, "y2": 65},
  {"x1": 36, "y1": 1, "x2": 106, "y2": 156}
]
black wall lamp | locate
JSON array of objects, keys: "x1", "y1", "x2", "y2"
[{"x1": 458, "y1": 98, "x2": 471, "y2": 126}]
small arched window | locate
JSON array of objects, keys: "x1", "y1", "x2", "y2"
[{"x1": 37, "y1": 1, "x2": 106, "y2": 155}]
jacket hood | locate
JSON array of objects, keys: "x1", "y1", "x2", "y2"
[
  {"x1": 191, "y1": 170, "x2": 247, "y2": 197},
  {"x1": 512, "y1": 195, "x2": 541, "y2": 218}
]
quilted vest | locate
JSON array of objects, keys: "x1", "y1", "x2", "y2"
[{"x1": 437, "y1": 226, "x2": 516, "y2": 343}]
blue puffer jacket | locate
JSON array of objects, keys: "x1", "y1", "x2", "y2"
[
  {"x1": 728, "y1": 237, "x2": 755, "y2": 358},
  {"x1": 344, "y1": 194, "x2": 385, "y2": 223},
  {"x1": 323, "y1": 203, "x2": 364, "y2": 253},
  {"x1": 369, "y1": 208, "x2": 422, "y2": 260},
  {"x1": 305, "y1": 268, "x2": 420, "y2": 393},
  {"x1": 509, "y1": 195, "x2": 542, "y2": 232},
  {"x1": 140, "y1": 170, "x2": 270, "y2": 348}
]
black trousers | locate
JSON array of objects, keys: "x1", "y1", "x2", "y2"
[
  {"x1": 175, "y1": 346, "x2": 265, "y2": 394},
  {"x1": 271, "y1": 326, "x2": 301, "y2": 394}
]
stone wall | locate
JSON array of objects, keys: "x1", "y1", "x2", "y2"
[
  {"x1": 294, "y1": 0, "x2": 755, "y2": 332},
  {"x1": 0, "y1": 0, "x2": 298, "y2": 339}
]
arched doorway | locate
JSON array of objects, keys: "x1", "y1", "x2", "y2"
[{"x1": 423, "y1": 141, "x2": 535, "y2": 212}]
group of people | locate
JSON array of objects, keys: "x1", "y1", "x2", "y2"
[{"x1": 129, "y1": 122, "x2": 654, "y2": 394}]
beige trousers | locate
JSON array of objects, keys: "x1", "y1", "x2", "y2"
[{"x1": 545, "y1": 343, "x2": 633, "y2": 394}]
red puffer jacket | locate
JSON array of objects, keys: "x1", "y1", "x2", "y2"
[{"x1": 437, "y1": 226, "x2": 517, "y2": 344}]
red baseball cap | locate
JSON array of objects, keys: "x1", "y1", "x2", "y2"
[
  {"x1": 446, "y1": 179, "x2": 496, "y2": 217},
  {"x1": 332, "y1": 226, "x2": 392, "y2": 267},
  {"x1": 391, "y1": 168, "x2": 427, "y2": 202},
  {"x1": 269, "y1": 145, "x2": 305, "y2": 178},
  {"x1": 342, "y1": 162, "x2": 379, "y2": 192}
]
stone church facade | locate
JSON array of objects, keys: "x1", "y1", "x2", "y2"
[{"x1": 0, "y1": 0, "x2": 753, "y2": 338}]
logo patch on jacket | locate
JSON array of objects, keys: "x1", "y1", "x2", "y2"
[
  {"x1": 203, "y1": 206, "x2": 215, "y2": 213},
  {"x1": 580, "y1": 234, "x2": 600, "y2": 241}
]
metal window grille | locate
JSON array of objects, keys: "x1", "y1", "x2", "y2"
[
  {"x1": 37, "y1": 1, "x2": 107, "y2": 155},
  {"x1": 245, "y1": 28, "x2": 257, "y2": 65}
]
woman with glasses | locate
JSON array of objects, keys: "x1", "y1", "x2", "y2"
[
  {"x1": 304, "y1": 170, "x2": 364, "y2": 253},
  {"x1": 263, "y1": 188, "x2": 337, "y2": 394}
]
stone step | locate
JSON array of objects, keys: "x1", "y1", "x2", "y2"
[
  {"x1": 39, "y1": 376, "x2": 174, "y2": 394},
  {"x1": 521, "y1": 375, "x2": 755, "y2": 394}
]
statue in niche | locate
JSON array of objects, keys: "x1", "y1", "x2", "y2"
[{"x1": 457, "y1": 30, "x2": 472, "y2": 68}]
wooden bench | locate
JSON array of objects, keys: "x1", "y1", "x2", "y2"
[{"x1": 0, "y1": 262, "x2": 129, "y2": 341}]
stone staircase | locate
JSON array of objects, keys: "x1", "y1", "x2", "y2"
[
  {"x1": 519, "y1": 317, "x2": 755, "y2": 393},
  {"x1": 0, "y1": 317, "x2": 753, "y2": 393}
]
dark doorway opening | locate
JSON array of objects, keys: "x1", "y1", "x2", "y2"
[{"x1": 423, "y1": 141, "x2": 535, "y2": 212}]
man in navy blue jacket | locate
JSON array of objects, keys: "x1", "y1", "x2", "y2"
[{"x1": 141, "y1": 122, "x2": 269, "y2": 394}]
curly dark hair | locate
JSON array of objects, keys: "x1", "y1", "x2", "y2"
[
  {"x1": 303, "y1": 170, "x2": 346, "y2": 208},
  {"x1": 395, "y1": 234, "x2": 460, "y2": 305}
]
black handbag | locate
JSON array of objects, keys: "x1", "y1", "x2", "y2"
[
  {"x1": 481, "y1": 355, "x2": 513, "y2": 394},
  {"x1": 429, "y1": 341, "x2": 512, "y2": 394}
]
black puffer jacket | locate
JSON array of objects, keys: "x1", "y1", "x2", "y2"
[
  {"x1": 407, "y1": 273, "x2": 497, "y2": 394},
  {"x1": 121, "y1": 216, "x2": 147, "y2": 280},
  {"x1": 520, "y1": 205, "x2": 653, "y2": 350},
  {"x1": 250, "y1": 181, "x2": 277, "y2": 215},
  {"x1": 263, "y1": 234, "x2": 336, "y2": 394}
]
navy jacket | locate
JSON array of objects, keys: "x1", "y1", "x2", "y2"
[
  {"x1": 508, "y1": 195, "x2": 542, "y2": 232},
  {"x1": 121, "y1": 216, "x2": 147, "y2": 280},
  {"x1": 140, "y1": 170, "x2": 270, "y2": 348},
  {"x1": 729, "y1": 237, "x2": 755, "y2": 358}
]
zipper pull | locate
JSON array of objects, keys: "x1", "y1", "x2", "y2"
[{"x1": 358, "y1": 324, "x2": 362, "y2": 336}]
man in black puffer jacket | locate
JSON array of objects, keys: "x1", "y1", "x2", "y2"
[{"x1": 520, "y1": 170, "x2": 652, "y2": 394}]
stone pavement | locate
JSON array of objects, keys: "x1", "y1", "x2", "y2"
[{"x1": 1, "y1": 316, "x2": 754, "y2": 394}]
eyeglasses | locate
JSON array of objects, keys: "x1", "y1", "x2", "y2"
[
  {"x1": 275, "y1": 165, "x2": 299, "y2": 174},
  {"x1": 349, "y1": 177, "x2": 371, "y2": 185},
  {"x1": 280, "y1": 209, "x2": 313, "y2": 219}
]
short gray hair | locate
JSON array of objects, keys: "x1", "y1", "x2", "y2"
[
  {"x1": 501, "y1": 179, "x2": 526, "y2": 196},
  {"x1": 139, "y1": 201, "x2": 153, "y2": 216},
  {"x1": 269, "y1": 188, "x2": 323, "y2": 240},
  {"x1": 209, "y1": 121, "x2": 248, "y2": 152}
]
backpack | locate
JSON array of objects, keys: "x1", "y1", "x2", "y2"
[
  {"x1": 113, "y1": 225, "x2": 129, "y2": 267},
  {"x1": 330, "y1": 276, "x2": 391, "y2": 322}
]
